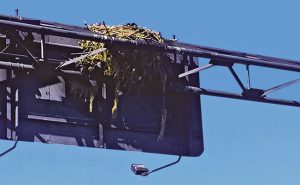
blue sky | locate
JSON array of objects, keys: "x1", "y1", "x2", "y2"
[{"x1": 1, "y1": 1, "x2": 300, "y2": 185}]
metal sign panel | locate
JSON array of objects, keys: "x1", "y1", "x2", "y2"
[
  {"x1": 0, "y1": 16, "x2": 204, "y2": 156},
  {"x1": 0, "y1": 66, "x2": 203, "y2": 156}
]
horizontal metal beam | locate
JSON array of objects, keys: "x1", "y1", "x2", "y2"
[
  {"x1": 181, "y1": 86, "x2": 300, "y2": 108},
  {"x1": 0, "y1": 19, "x2": 149, "y2": 47},
  {"x1": 0, "y1": 60, "x2": 84, "y2": 77},
  {"x1": 200, "y1": 88, "x2": 300, "y2": 107},
  {"x1": 0, "y1": 51, "x2": 63, "y2": 64},
  {"x1": 1, "y1": 19, "x2": 300, "y2": 72},
  {"x1": 166, "y1": 40, "x2": 300, "y2": 68},
  {"x1": 0, "y1": 61, "x2": 34, "y2": 70}
]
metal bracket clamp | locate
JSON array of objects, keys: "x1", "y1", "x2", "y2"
[{"x1": 131, "y1": 156, "x2": 182, "y2": 176}]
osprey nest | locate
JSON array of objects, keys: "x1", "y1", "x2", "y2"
[{"x1": 76, "y1": 22, "x2": 174, "y2": 141}]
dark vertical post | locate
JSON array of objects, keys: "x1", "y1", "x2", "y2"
[
  {"x1": 98, "y1": 81, "x2": 105, "y2": 148},
  {"x1": 40, "y1": 34, "x2": 45, "y2": 62},
  {"x1": 13, "y1": 88, "x2": 18, "y2": 140},
  {"x1": 5, "y1": 70, "x2": 18, "y2": 141},
  {"x1": 6, "y1": 69, "x2": 12, "y2": 140},
  {"x1": 98, "y1": 123, "x2": 104, "y2": 148},
  {"x1": 15, "y1": 9, "x2": 19, "y2": 18},
  {"x1": 246, "y1": 65, "x2": 251, "y2": 89}
]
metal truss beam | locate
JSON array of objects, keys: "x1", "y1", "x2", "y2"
[
  {"x1": 0, "y1": 17, "x2": 300, "y2": 73},
  {"x1": 0, "y1": 14, "x2": 299, "y2": 109}
]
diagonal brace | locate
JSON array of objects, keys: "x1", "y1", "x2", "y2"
[
  {"x1": 6, "y1": 31, "x2": 40, "y2": 65},
  {"x1": 261, "y1": 78, "x2": 300, "y2": 97},
  {"x1": 178, "y1": 63, "x2": 214, "y2": 78},
  {"x1": 56, "y1": 47, "x2": 107, "y2": 69},
  {"x1": 228, "y1": 66, "x2": 247, "y2": 92}
]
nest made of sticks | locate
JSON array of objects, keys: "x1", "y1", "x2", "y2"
[{"x1": 76, "y1": 22, "x2": 172, "y2": 141}]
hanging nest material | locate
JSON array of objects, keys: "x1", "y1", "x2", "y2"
[
  {"x1": 67, "y1": 78, "x2": 97, "y2": 113},
  {"x1": 77, "y1": 22, "x2": 172, "y2": 142}
]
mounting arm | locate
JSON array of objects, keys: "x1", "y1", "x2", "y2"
[{"x1": 131, "y1": 156, "x2": 182, "y2": 176}]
